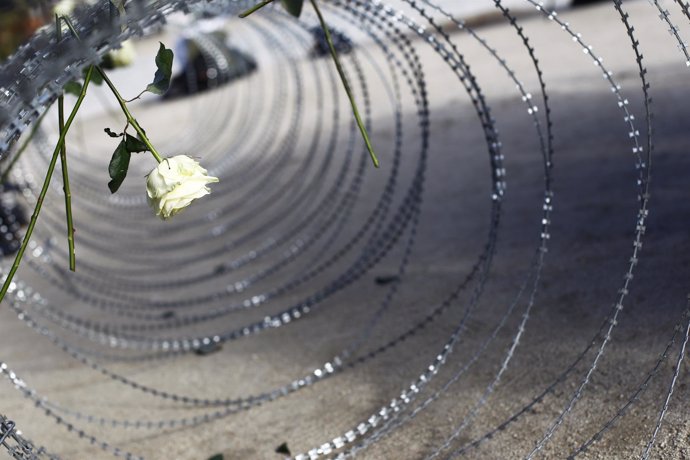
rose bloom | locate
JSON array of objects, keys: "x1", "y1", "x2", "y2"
[
  {"x1": 146, "y1": 155, "x2": 219, "y2": 220},
  {"x1": 103, "y1": 40, "x2": 136, "y2": 69}
]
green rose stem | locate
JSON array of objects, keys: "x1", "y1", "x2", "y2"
[
  {"x1": 0, "y1": 66, "x2": 94, "y2": 303},
  {"x1": 309, "y1": 0, "x2": 378, "y2": 168},
  {"x1": 56, "y1": 15, "x2": 77, "y2": 272},
  {"x1": 0, "y1": 110, "x2": 48, "y2": 185},
  {"x1": 239, "y1": 0, "x2": 277, "y2": 18},
  {"x1": 239, "y1": 0, "x2": 379, "y2": 167},
  {"x1": 96, "y1": 69, "x2": 163, "y2": 163},
  {"x1": 62, "y1": 17, "x2": 164, "y2": 164}
]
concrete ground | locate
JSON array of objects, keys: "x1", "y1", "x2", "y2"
[{"x1": 1, "y1": 1, "x2": 690, "y2": 459}]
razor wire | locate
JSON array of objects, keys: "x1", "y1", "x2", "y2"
[{"x1": 1, "y1": 0, "x2": 689, "y2": 459}]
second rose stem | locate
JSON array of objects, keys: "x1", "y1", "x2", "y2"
[
  {"x1": 0, "y1": 67, "x2": 94, "y2": 303},
  {"x1": 309, "y1": 0, "x2": 379, "y2": 168},
  {"x1": 63, "y1": 17, "x2": 164, "y2": 165},
  {"x1": 56, "y1": 15, "x2": 76, "y2": 271}
]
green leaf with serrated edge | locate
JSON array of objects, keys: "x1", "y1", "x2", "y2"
[
  {"x1": 107, "y1": 141, "x2": 131, "y2": 193},
  {"x1": 63, "y1": 81, "x2": 82, "y2": 96},
  {"x1": 104, "y1": 127, "x2": 121, "y2": 138},
  {"x1": 124, "y1": 134, "x2": 148, "y2": 152},
  {"x1": 281, "y1": 0, "x2": 303, "y2": 17},
  {"x1": 145, "y1": 42, "x2": 174, "y2": 95}
]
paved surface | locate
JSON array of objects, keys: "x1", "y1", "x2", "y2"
[{"x1": 1, "y1": 1, "x2": 690, "y2": 459}]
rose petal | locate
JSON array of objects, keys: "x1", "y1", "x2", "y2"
[{"x1": 146, "y1": 155, "x2": 218, "y2": 220}]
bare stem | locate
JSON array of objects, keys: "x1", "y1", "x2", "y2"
[
  {"x1": 310, "y1": 0, "x2": 379, "y2": 167},
  {"x1": 95, "y1": 66, "x2": 164, "y2": 163},
  {"x1": 0, "y1": 67, "x2": 94, "y2": 303},
  {"x1": 56, "y1": 14, "x2": 76, "y2": 271}
]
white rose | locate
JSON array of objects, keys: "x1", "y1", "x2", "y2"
[
  {"x1": 54, "y1": 0, "x2": 76, "y2": 16},
  {"x1": 106, "y1": 40, "x2": 136, "y2": 68},
  {"x1": 146, "y1": 155, "x2": 219, "y2": 220}
]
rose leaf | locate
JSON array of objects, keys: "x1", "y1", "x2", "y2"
[
  {"x1": 124, "y1": 134, "x2": 149, "y2": 153},
  {"x1": 145, "y1": 42, "x2": 174, "y2": 95},
  {"x1": 108, "y1": 140, "x2": 131, "y2": 193},
  {"x1": 86, "y1": 67, "x2": 104, "y2": 85},
  {"x1": 281, "y1": 0, "x2": 303, "y2": 17},
  {"x1": 64, "y1": 81, "x2": 82, "y2": 96}
]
